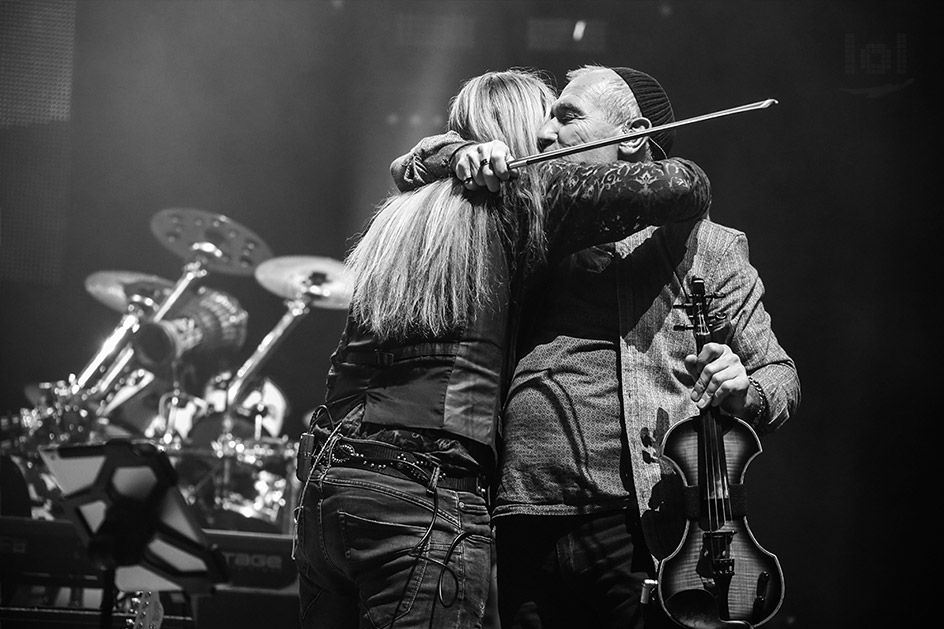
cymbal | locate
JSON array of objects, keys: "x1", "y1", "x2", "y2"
[
  {"x1": 254, "y1": 255, "x2": 351, "y2": 309},
  {"x1": 85, "y1": 270, "x2": 175, "y2": 313},
  {"x1": 150, "y1": 208, "x2": 273, "y2": 276}
]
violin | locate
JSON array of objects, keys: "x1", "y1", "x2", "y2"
[{"x1": 657, "y1": 277, "x2": 783, "y2": 628}]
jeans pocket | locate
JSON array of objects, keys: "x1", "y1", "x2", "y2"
[
  {"x1": 453, "y1": 497, "x2": 493, "y2": 624},
  {"x1": 457, "y1": 493, "x2": 492, "y2": 538},
  {"x1": 339, "y1": 510, "x2": 438, "y2": 627}
]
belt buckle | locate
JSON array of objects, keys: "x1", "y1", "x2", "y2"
[{"x1": 333, "y1": 442, "x2": 358, "y2": 462}]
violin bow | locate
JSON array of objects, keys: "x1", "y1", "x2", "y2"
[{"x1": 507, "y1": 98, "x2": 779, "y2": 169}]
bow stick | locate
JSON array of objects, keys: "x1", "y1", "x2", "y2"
[{"x1": 507, "y1": 98, "x2": 778, "y2": 169}]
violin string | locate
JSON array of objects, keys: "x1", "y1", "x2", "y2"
[
  {"x1": 696, "y1": 302, "x2": 721, "y2": 532},
  {"x1": 697, "y1": 281, "x2": 731, "y2": 533},
  {"x1": 719, "y1": 417, "x2": 733, "y2": 523},
  {"x1": 701, "y1": 410, "x2": 711, "y2": 529},
  {"x1": 695, "y1": 291, "x2": 721, "y2": 533},
  {"x1": 708, "y1": 402, "x2": 720, "y2": 529},
  {"x1": 708, "y1": 345, "x2": 730, "y2": 529},
  {"x1": 709, "y1": 407, "x2": 722, "y2": 531},
  {"x1": 713, "y1": 409, "x2": 730, "y2": 527}
]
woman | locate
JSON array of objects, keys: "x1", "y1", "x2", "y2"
[{"x1": 293, "y1": 68, "x2": 710, "y2": 629}]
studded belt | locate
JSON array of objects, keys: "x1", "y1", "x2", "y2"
[{"x1": 326, "y1": 436, "x2": 484, "y2": 494}]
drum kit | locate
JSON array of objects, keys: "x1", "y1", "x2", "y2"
[{"x1": 1, "y1": 208, "x2": 351, "y2": 535}]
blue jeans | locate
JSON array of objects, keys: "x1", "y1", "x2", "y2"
[{"x1": 294, "y1": 460, "x2": 492, "y2": 629}]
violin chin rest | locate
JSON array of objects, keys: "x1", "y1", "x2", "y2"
[{"x1": 664, "y1": 589, "x2": 754, "y2": 629}]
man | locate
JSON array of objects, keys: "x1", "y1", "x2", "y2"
[{"x1": 395, "y1": 65, "x2": 799, "y2": 628}]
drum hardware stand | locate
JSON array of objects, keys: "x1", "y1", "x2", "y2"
[
  {"x1": 150, "y1": 206, "x2": 275, "y2": 440},
  {"x1": 223, "y1": 287, "x2": 316, "y2": 438},
  {"x1": 191, "y1": 262, "x2": 337, "y2": 533},
  {"x1": 156, "y1": 359, "x2": 199, "y2": 446},
  {"x1": 228, "y1": 254, "x2": 350, "y2": 441},
  {"x1": 64, "y1": 248, "x2": 217, "y2": 432},
  {"x1": 96, "y1": 368, "x2": 155, "y2": 421},
  {"x1": 157, "y1": 389, "x2": 186, "y2": 445},
  {"x1": 52, "y1": 292, "x2": 163, "y2": 441},
  {"x1": 249, "y1": 402, "x2": 271, "y2": 442},
  {"x1": 31, "y1": 242, "x2": 230, "y2": 459},
  {"x1": 139, "y1": 208, "x2": 276, "y2": 530},
  {"x1": 205, "y1": 285, "x2": 316, "y2": 518},
  {"x1": 89, "y1": 253, "x2": 215, "y2": 404},
  {"x1": 87, "y1": 201, "x2": 275, "y2": 408},
  {"x1": 68, "y1": 293, "x2": 157, "y2": 398}
]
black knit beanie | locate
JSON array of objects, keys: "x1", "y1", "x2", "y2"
[{"x1": 610, "y1": 67, "x2": 675, "y2": 157}]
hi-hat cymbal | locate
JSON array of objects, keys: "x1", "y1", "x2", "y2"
[
  {"x1": 85, "y1": 271, "x2": 175, "y2": 313},
  {"x1": 150, "y1": 208, "x2": 273, "y2": 276},
  {"x1": 254, "y1": 255, "x2": 351, "y2": 309}
]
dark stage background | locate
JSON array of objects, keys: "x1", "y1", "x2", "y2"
[{"x1": 0, "y1": 1, "x2": 932, "y2": 627}]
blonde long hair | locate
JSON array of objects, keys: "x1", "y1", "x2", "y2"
[{"x1": 346, "y1": 69, "x2": 554, "y2": 341}]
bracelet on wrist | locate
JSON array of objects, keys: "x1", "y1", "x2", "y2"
[{"x1": 746, "y1": 375, "x2": 769, "y2": 427}]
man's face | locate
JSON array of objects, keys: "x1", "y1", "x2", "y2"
[{"x1": 537, "y1": 68, "x2": 624, "y2": 164}]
